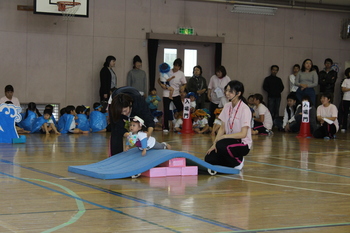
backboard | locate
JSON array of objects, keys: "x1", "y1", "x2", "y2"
[{"x1": 33, "y1": 0, "x2": 89, "y2": 17}]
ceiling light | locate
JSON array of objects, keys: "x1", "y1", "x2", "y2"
[{"x1": 231, "y1": 4, "x2": 277, "y2": 16}]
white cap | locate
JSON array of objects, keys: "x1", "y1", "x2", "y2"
[{"x1": 132, "y1": 116, "x2": 145, "y2": 127}]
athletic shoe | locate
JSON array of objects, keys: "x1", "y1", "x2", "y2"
[
  {"x1": 341, "y1": 129, "x2": 346, "y2": 133},
  {"x1": 234, "y1": 158, "x2": 245, "y2": 170},
  {"x1": 163, "y1": 129, "x2": 169, "y2": 133}
]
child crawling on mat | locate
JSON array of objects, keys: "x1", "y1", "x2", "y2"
[{"x1": 124, "y1": 116, "x2": 171, "y2": 156}]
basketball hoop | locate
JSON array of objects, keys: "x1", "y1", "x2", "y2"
[{"x1": 57, "y1": 1, "x2": 81, "y2": 21}]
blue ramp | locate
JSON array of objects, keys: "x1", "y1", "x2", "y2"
[{"x1": 68, "y1": 148, "x2": 240, "y2": 179}]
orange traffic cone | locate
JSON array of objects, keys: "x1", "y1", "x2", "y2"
[
  {"x1": 181, "y1": 113, "x2": 194, "y2": 134},
  {"x1": 297, "y1": 121, "x2": 312, "y2": 138},
  {"x1": 297, "y1": 100, "x2": 312, "y2": 138},
  {"x1": 181, "y1": 98, "x2": 194, "y2": 134}
]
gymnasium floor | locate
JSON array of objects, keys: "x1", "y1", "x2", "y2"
[{"x1": 0, "y1": 131, "x2": 349, "y2": 233}]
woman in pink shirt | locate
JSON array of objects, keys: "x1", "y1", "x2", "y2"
[
  {"x1": 207, "y1": 66, "x2": 231, "y2": 127},
  {"x1": 205, "y1": 80, "x2": 252, "y2": 170}
]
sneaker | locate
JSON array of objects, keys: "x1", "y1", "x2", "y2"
[
  {"x1": 163, "y1": 129, "x2": 169, "y2": 133},
  {"x1": 234, "y1": 158, "x2": 245, "y2": 170},
  {"x1": 267, "y1": 130, "x2": 274, "y2": 136},
  {"x1": 341, "y1": 129, "x2": 346, "y2": 133},
  {"x1": 324, "y1": 136, "x2": 330, "y2": 140}
]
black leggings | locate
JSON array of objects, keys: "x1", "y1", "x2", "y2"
[
  {"x1": 163, "y1": 96, "x2": 183, "y2": 130},
  {"x1": 208, "y1": 102, "x2": 219, "y2": 127},
  {"x1": 313, "y1": 122, "x2": 337, "y2": 138},
  {"x1": 253, "y1": 121, "x2": 268, "y2": 134},
  {"x1": 205, "y1": 139, "x2": 249, "y2": 168}
]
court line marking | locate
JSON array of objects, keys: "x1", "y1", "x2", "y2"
[
  {"x1": 217, "y1": 222, "x2": 350, "y2": 233},
  {"x1": 25, "y1": 178, "x2": 86, "y2": 233},
  {"x1": 0, "y1": 161, "x2": 244, "y2": 232},
  {"x1": 240, "y1": 175, "x2": 350, "y2": 186},
  {"x1": 223, "y1": 176, "x2": 350, "y2": 197},
  {"x1": 0, "y1": 176, "x2": 85, "y2": 233},
  {"x1": 244, "y1": 152, "x2": 350, "y2": 170},
  {"x1": 0, "y1": 171, "x2": 182, "y2": 233},
  {"x1": 244, "y1": 160, "x2": 350, "y2": 179}
]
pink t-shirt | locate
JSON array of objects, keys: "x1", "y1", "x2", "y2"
[
  {"x1": 317, "y1": 104, "x2": 339, "y2": 131},
  {"x1": 219, "y1": 100, "x2": 252, "y2": 149},
  {"x1": 162, "y1": 69, "x2": 187, "y2": 97},
  {"x1": 208, "y1": 75, "x2": 231, "y2": 104},
  {"x1": 0, "y1": 96, "x2": 20, "y2": 106}
]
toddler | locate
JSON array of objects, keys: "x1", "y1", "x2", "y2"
[{"x1": 125, "y1": 116, "x2": 171, "y2": 156}]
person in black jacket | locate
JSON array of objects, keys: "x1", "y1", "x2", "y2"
[
  {"x1": 263, "y1": 65, "x2": 284, "y2": 120},
  {"x1": 319, "y1": 58, "x2": 338, "y2": 95},
  {"x1": 99, "y1": 55, "x2": 117, "y2": 101},
  {"x1": 109, "y1": 86, "x2": 155, "y2": 156},
  {"x1": 186, "y1": 65, "x2": 207, "y2": 109}
]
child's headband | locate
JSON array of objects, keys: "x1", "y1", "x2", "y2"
[{"x1": 94, "y1": 105, "x2": 103, "y2": 110}]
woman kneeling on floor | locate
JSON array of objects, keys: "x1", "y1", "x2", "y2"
[{"x1": 205, "y1": 80, "x2": 252, "y2": 170}]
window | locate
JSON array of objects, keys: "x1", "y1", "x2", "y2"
[
  {"x1": 184, "y1": 49, "x2": 197, "y2": 77},
  {"x1": 20, "y1": 103, "x2": 60, "y2": 120},
  {"x1": 164, "y1": 48, "x2": 177, "y2": 68}
]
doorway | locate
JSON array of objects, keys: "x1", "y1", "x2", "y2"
[{"x1": 155, "y1": 41, "x2": 215, "y2": 111}]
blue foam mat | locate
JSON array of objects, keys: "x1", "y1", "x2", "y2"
[{"x1": 68, "y1": 148, "x2": 240, "y2": 179}]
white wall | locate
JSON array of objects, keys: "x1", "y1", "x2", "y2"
[{"x1": 0, "y1": 0, "x2": 349, "y2": 112}]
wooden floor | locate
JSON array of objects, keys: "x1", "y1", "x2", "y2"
[{"x1": 1, "y1": 130, "x2": 350, "y2": 233}]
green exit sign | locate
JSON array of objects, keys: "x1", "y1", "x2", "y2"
[{"x1": 178, "y1": 27, "x2": 194, "y2": 35}]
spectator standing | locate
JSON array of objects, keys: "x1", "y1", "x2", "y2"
[
  {"x1": 263, "y1": 65, "x2": 284, "y2": 120},
  {"x1": 127, "y1": 55, "x2": 147, "y2": 96},
  {"x1": 207, "y1": 66, "x2": 230, "y2": 127},
  {"x1": 295, "y1": 59, "x2": 318, "y2": 105},
  {"x1": 289, "y1": 64, "x2": 300, "y2": 93},
  {"x1": 318, "y1": 58, "x2": 338, "y2": 96},
  {"x1": 186, "y1": 65, "x2": 208, "y2": 109}
]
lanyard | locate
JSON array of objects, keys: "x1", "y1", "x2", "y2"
[{"x1": 228, "y1": 100, "x2": 242, "y2": 133}]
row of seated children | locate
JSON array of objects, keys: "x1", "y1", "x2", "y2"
[
  {"x1": 16, "y1": 103, "x2": 60, "y2": 134},
  {"x1": 275, "y1": 92, "x2": 336, "y2": 139},
  {"x1": 16, "y1": 102, "x2": 108, "y2": 134},
  {"x1": 250, "y1": 92, "x2": 335, "y2": 139},
  {"x1": 172, "y1": 109, "x2": 212, "y2": 134},
  {"x1": 58, "y1": 103, "x2": 108, "y2": 134}
]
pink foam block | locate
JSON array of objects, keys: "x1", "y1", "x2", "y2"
[
  {"x1": 166, "y1": 167, "x2": 182, "y2": 176},
  {"x1": 158, "y1": 157, "x2": 186, "y2": 167},
  {"x1": 181, "y1": 166, "x2": 198, "y2": 176},
  {"x1": 141, "y1": 167, "x2": 167, "y2": 177}
]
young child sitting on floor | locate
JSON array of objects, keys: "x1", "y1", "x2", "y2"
[
  {"x1": 18, "y1": 102, "x2": 41, "y2": 132},
  {"x1": 58, "y1": 105, "x2": 89, "y2": 134},
  {"x1": 173, "y1": 111, "x2": 183, "y2": 132},
  {"x1": 124, "y1": 116, "x2": 171, "y2": 156},
  {"x1": 31, "y1": 109, "x2": 60, "y2": 134},
  {"x1": 211, "y1": 108, "x2": 222, "y2": 136},
  {"x1": 75, "y1": 105, "x2": 90, "y2": 132},
  {"x1": 252, "y1": 93, "x2": 273, "y2": 135},
  {"x1": 186, "y1": 92, "x2": 197, "y2": 113},
  {"x1": 192, "y1": 109, "x2": 209, "y2": 134},
  {"x1": 90, "y1": 102, "x2": 107, "y2": 132}
]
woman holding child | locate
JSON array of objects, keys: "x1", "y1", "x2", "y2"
[
  {"x1": 109, "y1": 86, "x2": 155, "y2": 156},
  {"x1": 157, "y1": 58, "x2": 187, "y2": 132},
  {"x1": 205, "y1": 80, "x2": 252, "y2": 170}
]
